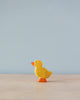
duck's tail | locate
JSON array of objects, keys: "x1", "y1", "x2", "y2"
[
  {"x1": 47, "y1": 71, "x2": 52, "y2": 78},
  {"x1": 49, "y1": 71, "x2": 52, "y2": 76}
]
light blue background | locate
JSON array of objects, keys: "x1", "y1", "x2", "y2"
[{"x1": 0, "y1": 0, "x2": 80, "y2": 74}]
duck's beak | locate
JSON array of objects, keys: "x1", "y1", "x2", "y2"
[{"x1": 31, "y1": 62, "x2": 34, "y2": 66}]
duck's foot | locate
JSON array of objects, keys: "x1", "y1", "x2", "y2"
[{"x1": 37, "y1": 78, "x2": 47, "y2": 82}]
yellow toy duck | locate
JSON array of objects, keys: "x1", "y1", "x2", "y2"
[{"x1": 31, "y1": 60, "x2": 52, "y2": 82}]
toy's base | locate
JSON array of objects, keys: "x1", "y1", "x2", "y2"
[{"x1": 37, "y1": 78, "x2": 47, "y2": 82}]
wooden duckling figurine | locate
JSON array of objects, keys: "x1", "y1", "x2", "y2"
[{"x1": 31, "y1": 60, "x2": 52, "y2": 82}]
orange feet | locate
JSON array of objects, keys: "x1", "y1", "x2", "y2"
[{"x1": 37, "y1": 78, "x2": 47, "y2": 82}]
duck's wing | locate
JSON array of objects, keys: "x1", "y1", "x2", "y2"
[{"x1": 42, "y1": 68, "x2": 52, "y2": 78}]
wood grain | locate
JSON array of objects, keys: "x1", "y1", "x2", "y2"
[{"x1": 0, "y1": 75, "x2": 80, "y2": 100}]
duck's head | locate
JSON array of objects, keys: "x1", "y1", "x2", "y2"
[{"x1": 31, "y1": 60, "x2": 42, "y2": 68}]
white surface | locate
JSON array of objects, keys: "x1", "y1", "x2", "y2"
[{"x1": 0, "y1": 75, "x2": 80, "y2": 100}]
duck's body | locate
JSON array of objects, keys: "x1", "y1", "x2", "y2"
[
  {"x1": 31, "y1": 60, "x2": 52, "y2": 82},
  {"x1": 35, "y1": 67, "x2": 52, "y2": 79}
]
